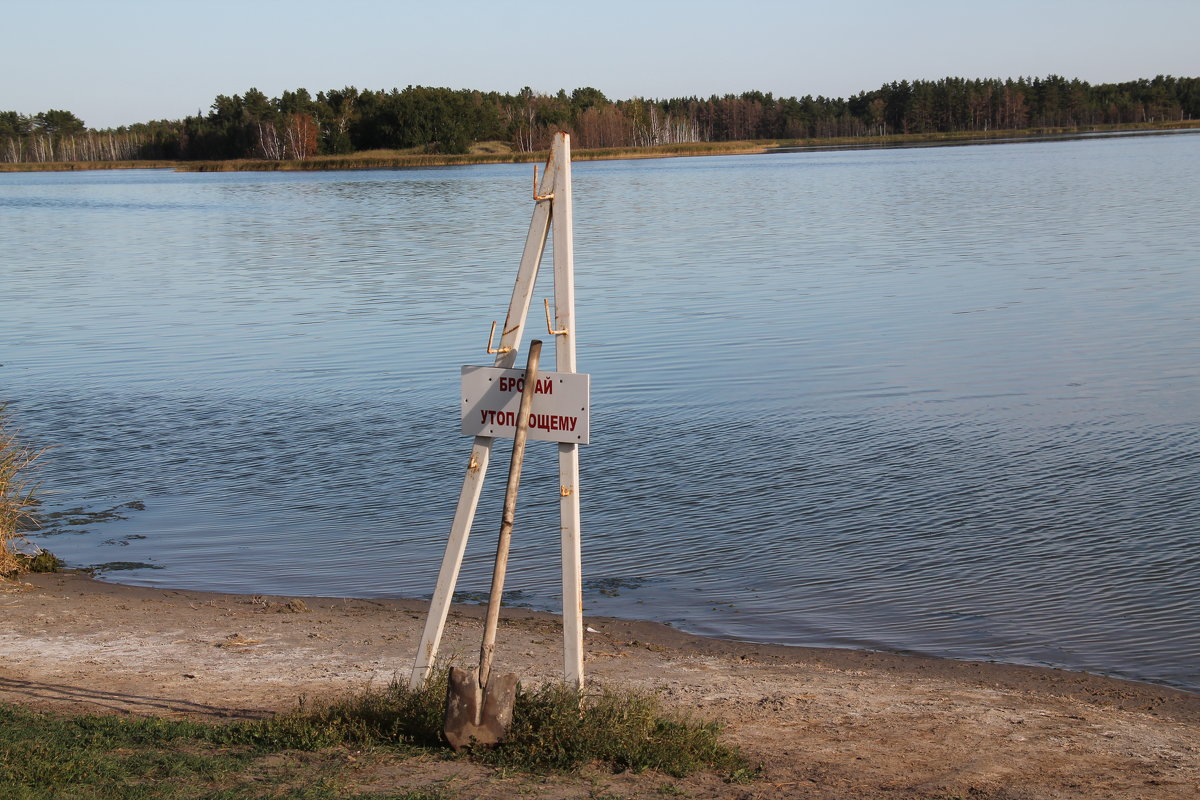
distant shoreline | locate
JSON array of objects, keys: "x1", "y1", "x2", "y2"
[{"x1": 2, "y1": 120, "x2": 1197, "y2": 174}]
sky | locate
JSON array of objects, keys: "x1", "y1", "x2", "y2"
[{"x1": 4, "y1": 0, "x2": 1198, "y2": 129}]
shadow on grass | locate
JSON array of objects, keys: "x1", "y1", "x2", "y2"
[{"x1": 0, "y1": 676, "x2": 265, "y2": 718}]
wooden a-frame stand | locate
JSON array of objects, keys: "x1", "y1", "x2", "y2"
[{"x1": 410, "y1": 132, "x2": 584, "y2": 688}]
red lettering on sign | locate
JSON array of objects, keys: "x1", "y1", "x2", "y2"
[
  {"x1": 479, "y1": 409, "x2": 517, "y2": 426},
  {"x1": 477, "y1": 409, "x2": 579, "y2": 437},
  {"x1": 497, "y1": 376, "x2": 555, "y2": 395},
  {"x1": 524, "y1": 413, "x2": 580, "y2": 433}
]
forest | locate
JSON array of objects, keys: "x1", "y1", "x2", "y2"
[{"x1": 3, "y1": 74, "x2": 1198, "y2": 164}]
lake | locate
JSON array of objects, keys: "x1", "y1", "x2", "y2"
[{"x1": 2, "y1": 132, "x2": 1198, "y2": 691}]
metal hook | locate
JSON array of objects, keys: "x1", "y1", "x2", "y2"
[
  {"x1": 533, "y1": 165, "x2": 554, "y2": 202},
  {"x1": 544, "y1": 298, "x2": 568, "y2": 335},
  {"x1": 486, "y1": 320, "x2": 513, "y2": 354}
]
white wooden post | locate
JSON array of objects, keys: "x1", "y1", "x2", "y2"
[{"x1": 549, "y1": 134, "x2": 585, "y2": 687}]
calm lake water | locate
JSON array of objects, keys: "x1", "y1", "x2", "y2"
[{"x1": 3, "y1": 133, "x2": 1198, "y2": 691}]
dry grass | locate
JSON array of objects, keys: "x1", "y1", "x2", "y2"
[
  {"x1": 0, "y1": 404, "x2": 44, "y2": 576},
  {"x1": 469, "y1": 140, "x2": 514, "y2": 155},
  {"x1": 0, "y1": 160, "x2": 184, "y2": 172}
]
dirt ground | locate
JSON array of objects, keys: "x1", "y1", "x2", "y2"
[{"x1": 2, "y1": 572, "x2": 1197, "y2": 799}]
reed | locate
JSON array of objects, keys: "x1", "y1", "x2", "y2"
[
  {"x1": 0, "y1": 159, "x2": 186, "y2": 172},
  {"x1": 0, "y1": 404, "x2": 46, "y2": 576}
]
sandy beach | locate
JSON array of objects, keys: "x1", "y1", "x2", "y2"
[{"x1": 1, "y1": 571, "x2": 1197, "y2": 799}]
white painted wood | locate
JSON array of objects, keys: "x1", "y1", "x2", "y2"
[
  {"x1": 409, "y1": 155, "x2": 557, "y2": 688},
  {"x1": 409, "y1": 435, "x2": 493, "y2": 690},
  {"x1": 550, "y1": 133, "x2": 586, "y2": 688}
]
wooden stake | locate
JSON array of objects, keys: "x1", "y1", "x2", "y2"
[{"x1": 479, "y1": 340, "x2": 541, "y2": 687}]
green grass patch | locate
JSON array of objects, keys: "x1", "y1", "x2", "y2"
[
  {"x1": 0, "y1": 703, "x2": 399, "y2": 799},
  {"x1": 0, "y1": 674, "x2": 748, "y2": 798},
  {"x1": 285, "y1": 672, "x2": 749, "y2": 778},
  {"x1": 12, "y1": 549, "x2": 62, "y2": 573},
  {"x1": 480, "y1": 682, "x2": 747, "y2": 777}
]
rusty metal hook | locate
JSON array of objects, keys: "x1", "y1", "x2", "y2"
[
  {"x1": 486, "y1": 320, "x2": 513, "y2": 354},
  {"x1": 544, "y1": 298, "x2": 567, "y2": 336},
  {"x1": 533, "y1": 165, "x2": 554, "y2": 202}
]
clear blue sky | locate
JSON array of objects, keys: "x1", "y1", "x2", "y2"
[{"x1": 5, "y1": 0, "x2": 1198, "y2": 129}]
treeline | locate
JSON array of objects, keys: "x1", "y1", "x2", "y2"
[
  {"x1": 3, "y1": 75, "x2": 1198, "y2": 164},
  {"x1": 0, "y1": 109, "x2": 182, "y2": 163}
]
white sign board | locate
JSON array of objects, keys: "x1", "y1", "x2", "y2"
[{"x1": 461, "y1": 365, "x2": 590, "y2": 444}]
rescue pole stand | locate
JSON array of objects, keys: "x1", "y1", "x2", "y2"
[{"x1": 411, "y1": 132, "x2": 587, "y2": 689}]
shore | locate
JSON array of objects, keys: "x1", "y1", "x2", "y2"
[
  {"x1": 2, "y1": 121, "x2": 1198, "y2": 173},
  {"x1": 1, "y1": 571, "x2": 1197, "y2": 798}
]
